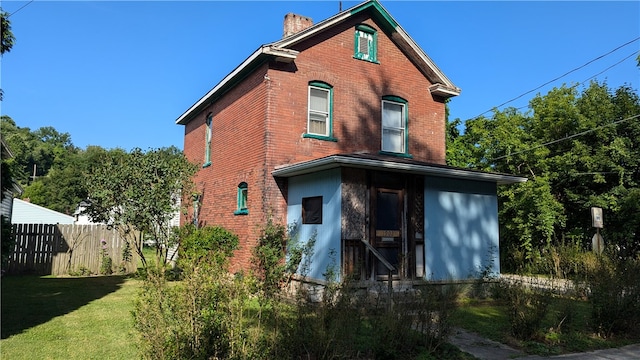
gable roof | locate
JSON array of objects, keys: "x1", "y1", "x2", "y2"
[
  {"x1": 273, "y1": 153, "x2": 527, "y2": 186},
  {"x1": 176, "y1": 0, "x2": 461, "y2": 125}
]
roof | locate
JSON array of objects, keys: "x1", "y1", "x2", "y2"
[
  {"x1": 11, "y1": 199, "x2": 75, "y2": 224},
  {"x1": 272, "y1": 153, "x2": 528, "y2": 185},
  {"x1": 176, "y1": 0, "x2": 461, "y2": 125}
]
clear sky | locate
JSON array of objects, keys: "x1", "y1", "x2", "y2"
[{"x1": 1, "y1": 1, "x2": 638, "y2": 151}]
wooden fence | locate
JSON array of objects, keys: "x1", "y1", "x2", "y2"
[{"x1": 6, "y1": 224, "x2": 139, "y2": 276}]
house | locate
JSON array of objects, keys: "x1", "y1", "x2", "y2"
[
  {"x1": 11, "y1": 199, "x2": 75, "y2": 225},
  {"x1": 177, "y1": 0, "x2": 526, "y2": 284},
  {"x1": 1, "y1": 138, "x2": 23, "y2": 221}
]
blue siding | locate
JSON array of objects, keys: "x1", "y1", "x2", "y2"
[
  {"x1": 424, "y1": 177, "x2": 499, "y2": 281},
  {"x1": 287, "y1": 168, "x2": 342, "y2": 282}
]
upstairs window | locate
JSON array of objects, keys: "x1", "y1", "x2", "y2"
[
  {"x1": 234, "y1": 182, "x2": 248, "y2": 215},
  {"x1": 381, "y1": 96, "x2": 408, "y2": 155},
  {"x1": 203, "y1": 113, "x2": 212, "y2": 167},
  {"x1": 354, "y1": 24, "x2": 377, "y2": 63},
  {"x1": 304, "y1": 81, "x2": 336, "y2": 141}
]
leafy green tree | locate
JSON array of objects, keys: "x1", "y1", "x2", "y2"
[
  {"x1": 0, "y1": 117, "x2": 75, "y2": 188},
  {"x1": 447, "y1": 81, "x2": 640, "y2": 270},
  {"x1": 85, "y1": 147, "x2": 198, "y2": 267},
  {"x1": 1, "y1": 7, "x2": 15, "y2": 101},
  {"x1": 0, "y1": 8, "x2": 14, "y2": 55}
]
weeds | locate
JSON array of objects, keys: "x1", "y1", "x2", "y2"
[
  {"x1": 132, "y1": 222, "x2": 462, "y2": 359},
  {"x1": 586, "y1": 252, "x2": 640, "y2": 338}
]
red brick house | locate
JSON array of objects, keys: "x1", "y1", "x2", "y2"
[{"x1": 177, "y1": 0, "x2": 525, "y2": 283}]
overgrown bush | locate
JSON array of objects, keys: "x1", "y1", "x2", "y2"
[
  {"x1": 586, "y1": 252, "x2": 640, "y2": 338},
  {"x1": 132, "y1": 225, "x2": 240, "y2": 360},
  {"x1": 492, "y1": 279, "x2": 551, "y2": 340},
  {"x1": 369, "y1": 284, "x2": 460, "y2": 359},
  {"x1": 515, "y1": 242, "x2": 599, "y2": 280},
  {"x1": 133, "y1": 221, "x2": 462, "y2": 359}
]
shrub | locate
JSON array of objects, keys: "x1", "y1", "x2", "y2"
[
  {"x1": 133, "y1": 225, "x2": 240, "y2": 360},
  {"x1": 99, "y1": 239, "x2": 113, "y2": 275},
  {"x1": 586, "y1": 253, "x2": 640, "y2": 338},
  {"x1": 493, "y1": 279, "x2": 551, "y2": 340}
]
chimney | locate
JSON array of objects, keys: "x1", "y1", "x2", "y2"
[{"x1": 283, "y1": 13, "x2": 313, "y2": 38}]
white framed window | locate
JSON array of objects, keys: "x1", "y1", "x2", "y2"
[
  {"x1": 381, "y1": 97, "x2": 407, "y2": 154},
  {"x1": 305, "y1": 81, "x2": 336, "y2": 141}
]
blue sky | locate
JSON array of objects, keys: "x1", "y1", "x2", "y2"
[{"x1": 2, "y1": 1, "x2": 638, "y2": 151}]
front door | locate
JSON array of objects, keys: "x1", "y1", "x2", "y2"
[{"x1": 372, "y1": 187, "x2": 405, "y2": 278}]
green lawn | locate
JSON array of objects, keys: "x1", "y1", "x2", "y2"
[{"x1": 1, "y1": 275, "x2": 139, "y2": 359}]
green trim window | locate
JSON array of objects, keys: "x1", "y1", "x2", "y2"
[
  {"x1": 381, "y1": 96, "x2": 409, "y2": 155},
  {"x1": 234, "y1": 182, "x2": 248, "y2": 215},
  {"x1": 304, "y1": 81, "x2": 336, "y2": 141},
  {"x1": 203, "y1": 113, "x2": 212, "y2": 167},
  {"x1": 354, "y1": 24, "x2": 377, "y2": 63}
]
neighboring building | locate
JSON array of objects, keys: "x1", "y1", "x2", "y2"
[
  {"x1": 72, "y1": 200, "x2": 95, "y2": 225},
  {"x1": 11, "y1": 199, "x2": 75, "y2": 225},
  {"x1": 177, "y1": 0, "x2": 526, "y2": 283},
  {"x1": 1, "y1": 138, "x2": 23, "y2": 221}
]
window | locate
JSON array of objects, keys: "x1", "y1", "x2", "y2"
[
  {"x1": 203, "y1": 113, "x2": 212, "y2": 167},
  {"x1": 354, "y1": 24, "x2": 377, "y2": 63},
  {"x1": 304, "y1": 81, "x2": 336, "y2": 141},
  {"x1": 302, "y1": 196, "x2": 323, "y2": 224},
  {"x1": 381, "y1": 96, "x2": 408, "y2": 155},
  {"x1": 234, "y1": 182, "x2": 248, "y2": 215}
]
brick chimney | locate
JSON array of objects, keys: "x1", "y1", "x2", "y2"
[{"x1": 283, "y1": 13, "x2": 313, "y2": 38}]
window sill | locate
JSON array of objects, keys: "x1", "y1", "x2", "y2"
[
  {"x1": 303, "y1": 133, "x2": 338, "y2": 142},
  {"x1": 234, "y1": 209, "x2": 249, "y2": 216},
  {"x1": 353, "y1": 55, "x2": 379, "y2": 64},
  {"x1": 379, "y1": 151, "x2": 413, "y2": 159},
  {"x1": 202, "y1": 161, "x2": 212, "y2": 168}
]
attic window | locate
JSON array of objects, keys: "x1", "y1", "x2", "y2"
[{"x1": 354, "y1": 24, "x2": 377, "y2": 63}]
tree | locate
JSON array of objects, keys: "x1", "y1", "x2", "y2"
[
  {"x1": 447, "y1": 81, "x2": 640, "y2": 270},
  {"x1": 0, "y1": 8, "x2": 14, "y2": 55},
  {"x1": 1, "y1": 8, "x2": 15, "y2": 101},
  {"x1": 84, "y1": 147, "x2": 198, "y2": 267},
  {"x1": 1, "y1": 117, "x2": 87, "y2": 213},
  {"x1": 0, "y1": 117, "x2": 76, "y2": 187}
]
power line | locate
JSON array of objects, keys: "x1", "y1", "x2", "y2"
[
  {"x1": 470, "y1": 37, "x2": 640, "y2": 120},
  {"x1": 511, "y1": 50, "x2": 639, "y2": 113},
  {"x1": 7, "y1": 1, "x2": 34, "y2": 18},
  {"x1": 490, "y1": 113, "x2": 640, "y2": 162}
]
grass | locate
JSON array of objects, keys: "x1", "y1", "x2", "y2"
[
  {"x1": 451, "y1": 293, "x2": 638, "y2": 356},
  {"x1": 1, "y1": 275, "x2": 139, "y2": 359}
]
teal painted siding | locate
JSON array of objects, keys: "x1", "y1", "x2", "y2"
[
  {"x1": 423, "y1": 177, "x2": 499, "y2": 281},
  {"x1": 287, "y1": 168, "x2": 342, "y2": 282}
]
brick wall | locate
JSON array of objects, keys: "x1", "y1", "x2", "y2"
[{"x1": 265, "y1": 14, "x2": 447, "y2": 168}]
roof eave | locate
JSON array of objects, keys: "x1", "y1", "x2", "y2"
[
  {"x1": 175, "y1": 46, "x2": 299, "y2": 125},
  {"x1": 272, "y1": 155, "x2": 527, "y2": 185},
  {"x1": 429, "y1": 83, "x2": 461, "y2": 98}
]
